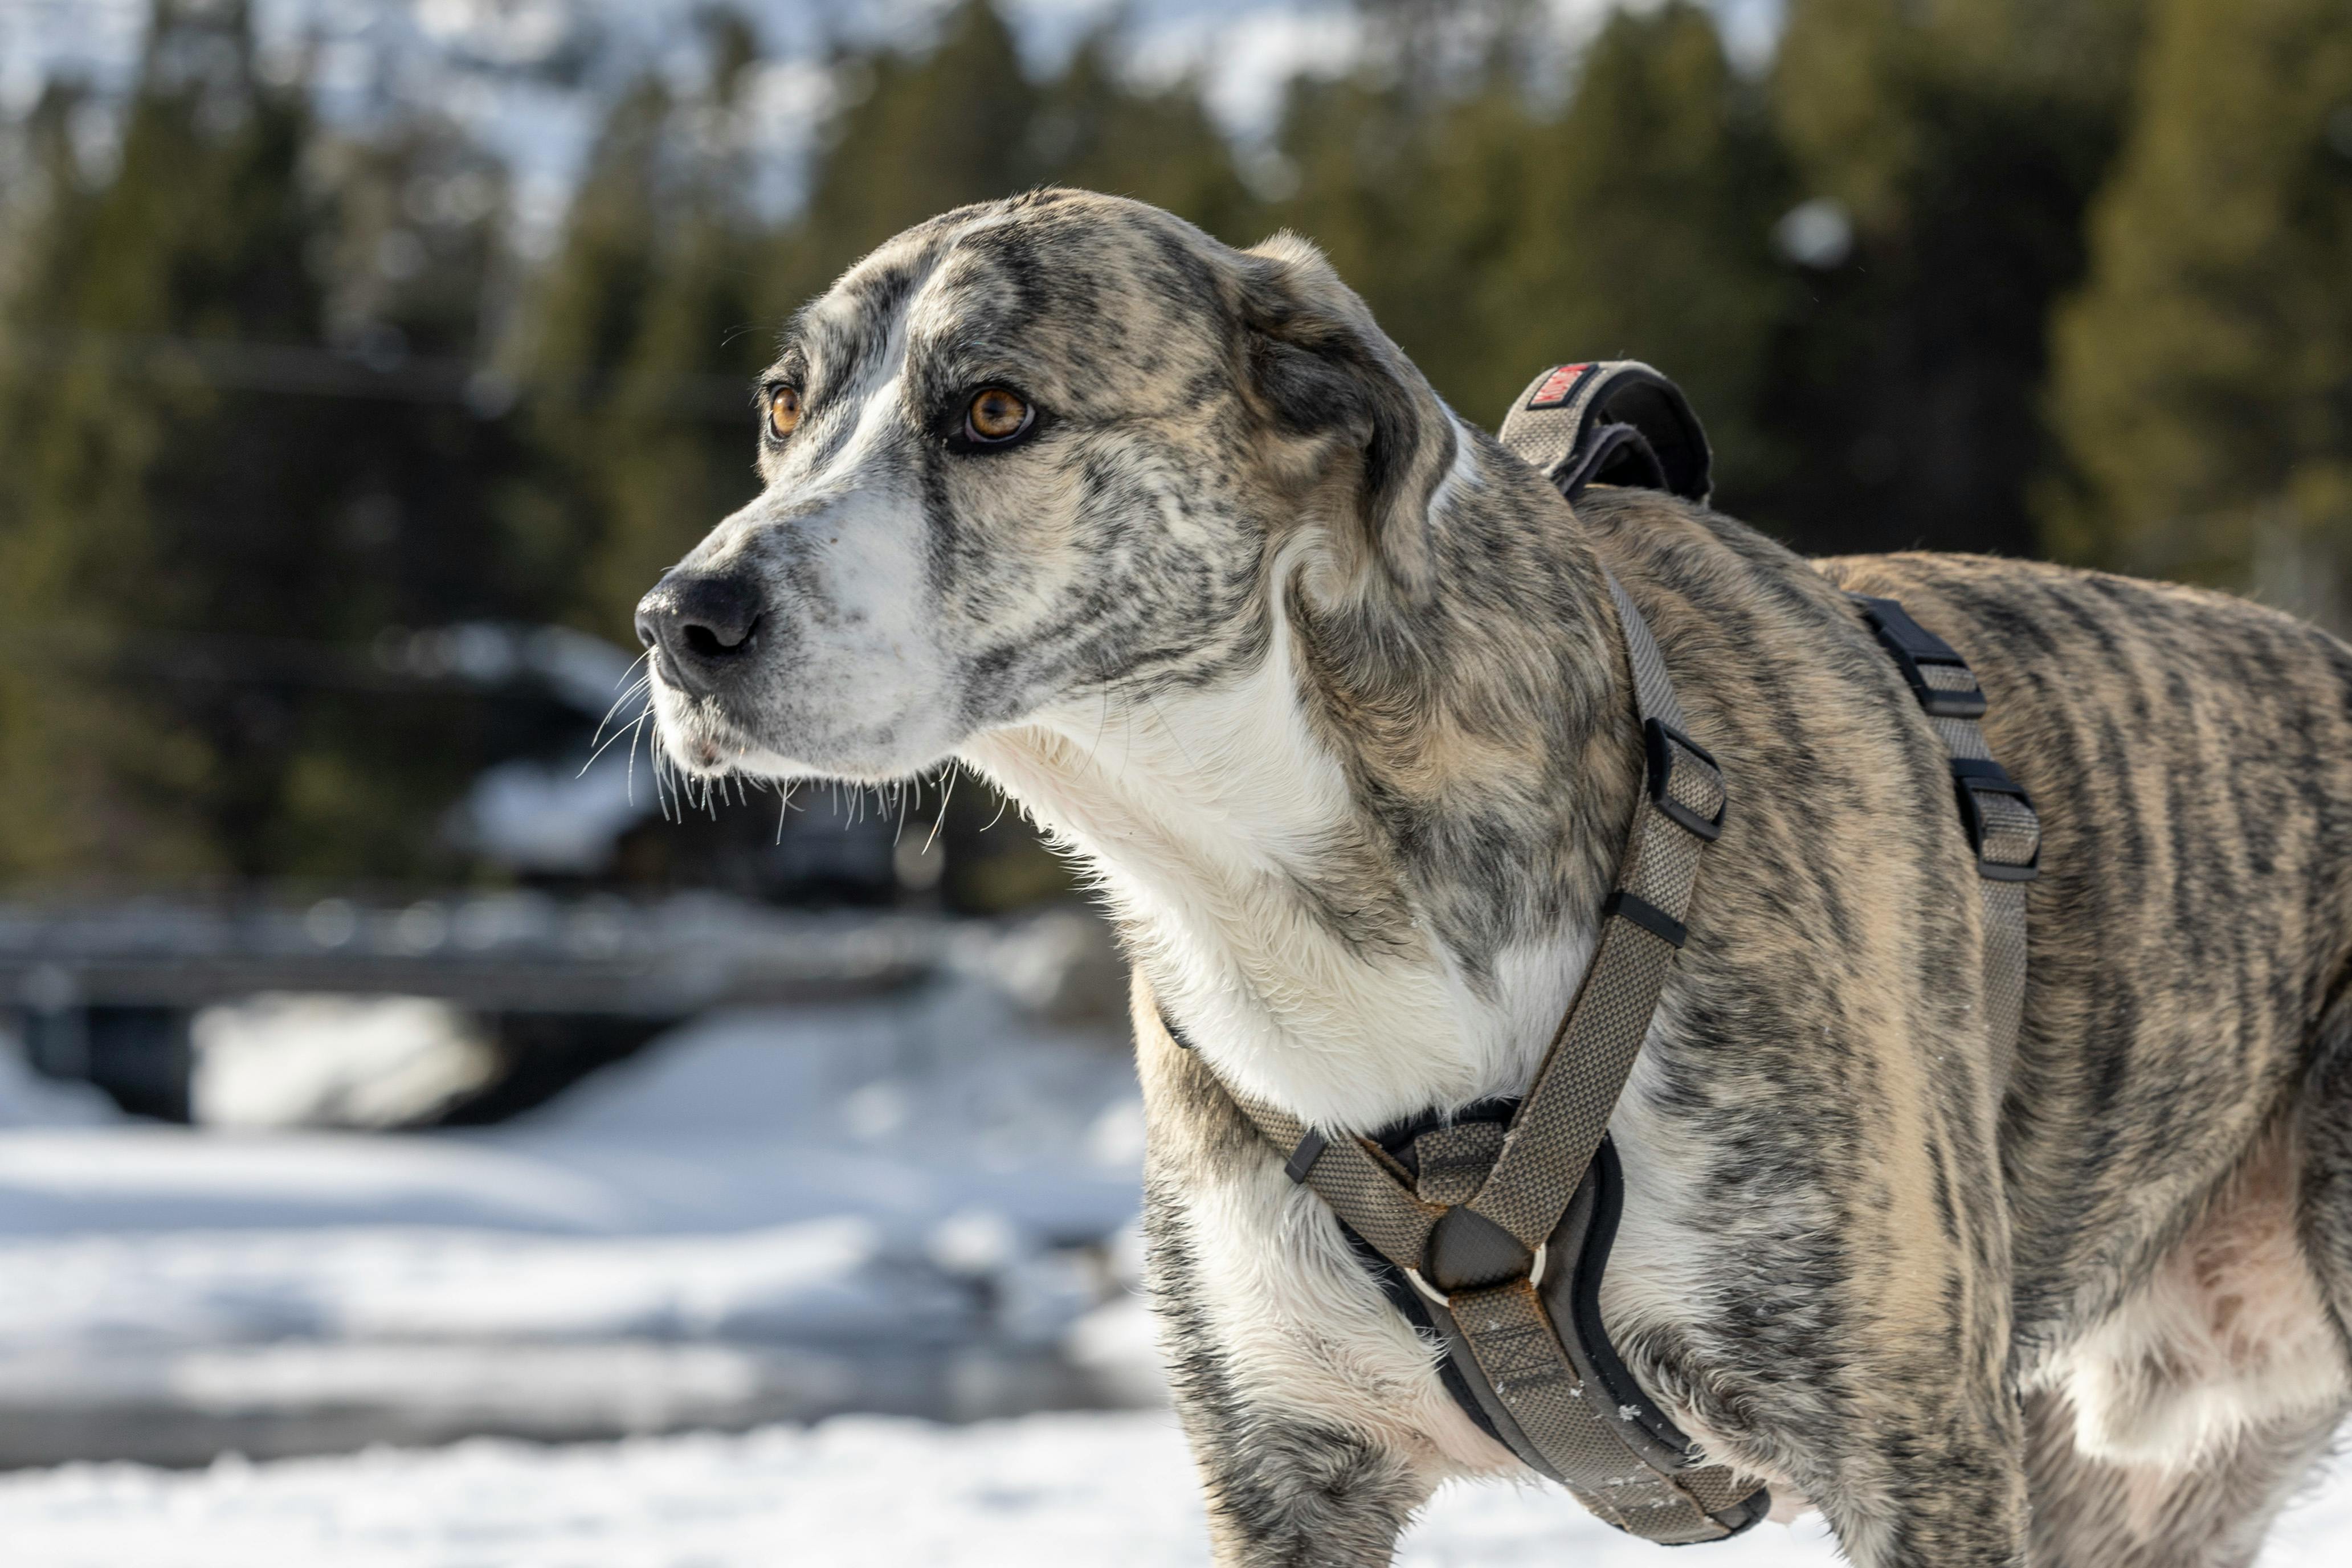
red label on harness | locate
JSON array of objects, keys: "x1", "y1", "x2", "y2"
[{"x1": 1526, "y1": 364, "x2": 1594, "y2": 409}]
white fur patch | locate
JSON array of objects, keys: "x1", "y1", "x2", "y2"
[
  {"x1": 963, "y1": 638, "x2": 1587, "y2": 1127},
  {"x1": 1170, "y1": 1160, "x2": 1513, "y2": 1475},
  {"x1": 2047, "y1": 1129, "x2": 2349, "y2": 1470}
]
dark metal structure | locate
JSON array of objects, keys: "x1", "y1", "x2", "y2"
[{"x1": 1, "y1": 894, "x2": 950, "y2": 1121}]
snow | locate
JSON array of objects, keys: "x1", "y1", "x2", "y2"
[
  {"x1": 0, "y1": 978, "x2": 1150, "y2": 1457},
  {"x1": 0, "y1": 1033, "x2": 119, "y2": 1129},
  {"x1": 0, "y1": 1218, "x2": 912, "y2": 1346},
  {"x1": 0, "y1": 1126, "x2": 627, "y2": 1232},
  {"x1": 193, "y1": 995, "x2": 499, "y2": 1129},
  {"x1": 0, "y1": 1408, "x2": 2345, "y2": 1568},
  {"x1": 0, "y1": 978, "x2": 1140, "y2": 1238}
]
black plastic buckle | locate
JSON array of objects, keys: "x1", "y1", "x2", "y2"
[
  {"x1": 1603, "y1": 888, "x2": 1688, "y2": 948},
  {"x1": 1284, "y1": 1129, "x2": 1329, "y2": 1185},
  {"x1": 1853, "y1": 595, "x2": 1988, "y2": 720},
  {"x1": 1951, "y1": 757, "x2": 2040, "y2": 882},
  {"x1": 1643, "y1": 718, "x2": 1725, "y2": 841}
]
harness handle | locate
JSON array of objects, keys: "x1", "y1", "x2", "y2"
[{"x1": 1497, "y1": 362, "x2": 1713, "y2": 505}]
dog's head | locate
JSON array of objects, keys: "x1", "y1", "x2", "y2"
[{"x1": 635, "y1": 189, "x2": 1459, "y2": 785}]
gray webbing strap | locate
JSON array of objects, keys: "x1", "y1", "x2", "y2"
[
  {"x1": 1851, "y1": 595, "x2": 2039, "y2": 1085},
  {"x1": 1207, "y1": 573, "x2": 1759, "y2": 1542},
  {"x1": 1226, "y1": 1096, "x2": 1445, "y2": 1271},
  {"x1": 1461, "y1": 573, "x2": 1718, "y2": 1251}
]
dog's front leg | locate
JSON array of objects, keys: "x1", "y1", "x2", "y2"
[
  {"x1": 1811, "y1": 1395, "x2": 2029, "y2": 1568},
  {"x1": 1816, "y1": 1124, "x2": 2031, "y2": 1565},
  {"x1": 1135, "y1": 996, "x2": 1463, "y2": 1565},
  {"x1": 1712, "y1": 1177, "x2": 2030, "y2": 1566},
  {"x1": 1612, "y1": 1077, "x2": 2030, "y2": 1565},
  {"x1": 1143, "y1": 1167, "x2": 1439, "y2": 1566}
]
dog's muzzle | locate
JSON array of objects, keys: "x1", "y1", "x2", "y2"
[{"x1": 635, "y1": 569, "x2": 765, "y2": 697}]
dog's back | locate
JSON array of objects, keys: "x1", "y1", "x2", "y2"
[
  {"x1": 1578, "y1": 485, "x2": 2352, "y2": 1340},
  {"x1": 1563, "y1": 488, "x2": 2352, "y2": 1555},
  {"x1": 1814, "y1": 553, "x2": 2352, "y2": 1287}
]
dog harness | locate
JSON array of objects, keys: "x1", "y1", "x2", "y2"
[{"x1": 1174, "y1": 362, "x2": 2040, "y2": 1545}]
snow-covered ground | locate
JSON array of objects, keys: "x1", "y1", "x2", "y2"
[
  {"x1": 5, "y1": 951, "x2": 2350, "y2": 1563},
  {"x1": 0, "y1": 1408, "x2": 2346, "y2": 1568},
  {"x1": 0, "y1": 975, "x2": 1153, "y2": 1463}
]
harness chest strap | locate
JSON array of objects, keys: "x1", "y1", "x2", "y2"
[{"x1": 1210, "y1": 571, "x2": 1766, "y2": 1544}]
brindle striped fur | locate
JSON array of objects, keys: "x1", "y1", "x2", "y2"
[{"x1": 639, "y1": 190, "x2": 2352, "y2": 1566}]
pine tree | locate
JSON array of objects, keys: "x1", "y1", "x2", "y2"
[
  {"x1": 512, "y1": 12, "x2": 777, "y2": 646},
  {"x1": 506, "y1": 76, "x2": 674, "y2": 634},
  {"x1": 1265, "y1": 5, "x2": 1786, "y2": 502},
  {"x1": 0, "y1": 2, "x2": 530, "y2": 883},
  {"x1": 1032, "y1": 28, "x2": 1258, "y2": 244},
  {"x1": 757, "y1": 0, "x2": 1259, "y2": 367},
  {"x1": 1475, "y1": 2, "x2": 1790, "y2": 495},
  {"x1": 0, "y1": 1, "x2": 338, "y2": 880},
  {"x1": 0, "y1": 81, "x2": 156, "y2": 881},
  {"x1": 585, "y1": 11, "x2": 778, "y2": 633},
  {"x1": 1758, "y1": 0, "x2": 2147, "y2": 556},
  {"x1": 270, "y1": 111, "x2": 541, "y2": 876},
  {"x1": 1267, "y1": 5, "x2": 1568, "y2": 430},
  {"x1": 763, "y1": 0, "x2": 1259, "y2": 323},
  {"x1": 304, "y1": 117, "x2": 528, "y2": 630},
  {"x1": 2046, "y1": 0, "x2": 2352, "y2": 626},
  {"x1": 773, "y1": 0, "x2": 1042, "y2": 312}
]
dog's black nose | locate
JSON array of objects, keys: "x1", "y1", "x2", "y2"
[{"x1": 635, "y1": 570, "x2": 763, "y2": 693}]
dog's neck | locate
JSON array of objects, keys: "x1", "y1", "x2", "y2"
[{"x1": 961, "y1": 430, "x2": 1639, "y2": 1132}]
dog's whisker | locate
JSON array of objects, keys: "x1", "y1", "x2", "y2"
[
  {"x1": 1141, "y1": 689, "x2": 1204, "y2": 776},
  {"x1": 581, "y1": 697, "x2": 654, "y2": 775},
  {"x1": 589, "y1": 656, "x2": 655, "y2": 751},
  {"x1": 622, "y1": 708, "x2": 650, "y2": 807},
  {"x1": 656, "y1": 743, "x2": 679, "y2": 824},
  {"x1": 921, "y1": 766, "x2": 957, "y2": 857}
]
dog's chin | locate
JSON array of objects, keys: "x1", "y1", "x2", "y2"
[{"x1": 649, "y1": 705, "x2": 960, "y2": 790}]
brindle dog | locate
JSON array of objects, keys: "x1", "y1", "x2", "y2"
[{"x1": 633, "y1": 190, "x2": 2352, "y2": 1566}]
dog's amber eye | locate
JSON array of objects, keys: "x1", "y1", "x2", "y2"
[
  {"x1": 766, "y1": 385, "x2": 802, "y2": 440},
  {"x1": 965, "y1": 387, "x2": 1031, "y2": 444}
]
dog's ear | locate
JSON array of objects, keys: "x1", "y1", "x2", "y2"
[{"x1": 1225, "y1": 233, "x2": 1455, "y2": 601}]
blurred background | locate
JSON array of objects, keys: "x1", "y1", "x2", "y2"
[{"x1": 0, "y1": 0, "x2": 2347, "y2": 1555}]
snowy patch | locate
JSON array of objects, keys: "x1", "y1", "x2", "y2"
[
  {"x1": 192, "y1": 996, "x2": 497, "y2": 1130},
  {"x1": 0, "y1": 1410, "x2": 2343, "y2": 1567},
  {"x1": 0, "y1": 1031, "x2": 118, "y2": 1130},
  {"x1": 0, "y1": 978, "x2": 1153, "y2": 1460}
]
